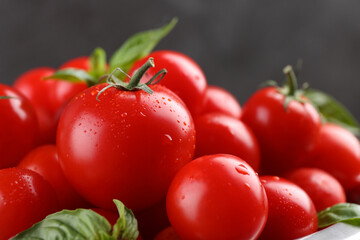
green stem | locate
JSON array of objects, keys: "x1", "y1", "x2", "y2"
[
  {"x1": 128, "y1": 57, "x2": 155, "y2": 89},
  {"x1": 283, "y1": 65, "x2": 298, "y2": 96}
]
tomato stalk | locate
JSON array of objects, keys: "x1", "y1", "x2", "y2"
[{"x1": 96, "y1": 57, "x2": 167, "y2": 100}]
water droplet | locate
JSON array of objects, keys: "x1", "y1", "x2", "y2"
[
  {"x1": 139, "y1": 111, "x2": 146, "y2": 117},
  {"x1": 177, "y1": 120, "x2": 180, "y2": 123},
  {"x1": 168, "y1": 98, "x2": 172, "y2": 102},
  {"x1": 244, "y1": 183, "x2": 251, "y2": 190},
  {"x1": 183, "y1": 122, "x2": 187, "y2": 126},
  {"x1": 78, "y1": 123, "x2": 82, "y2": 126},
  {"x1": 272, "y1": 176, "x2": 280, "y2": 181},
  {"x1": 162, "y1": 134, "x2": 173, "y2": 145},
  {"x1": 181, "y1": 195, "x2": 185, "y2": 200},
  {"x1": 235, "y1": 164, "x2": 249, "y2": 175}
]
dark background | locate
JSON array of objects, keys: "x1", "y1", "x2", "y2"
[{"x1": 0, "y1": 0, "x2": 359, "y2": 121}]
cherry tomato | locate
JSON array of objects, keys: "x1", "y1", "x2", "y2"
[
  {"x1": 18, "y1": 145, "x2": 91, "y2": 210},
  {"x1": 166, "y1": 154, "x2": 268, "y2": 240},
  {"x1": 13, "y1": 67, "x2": 87, "y2": 144},
  {"x1": 304, "y1": 123, "x2": 360, "y2": 190},
  {"x1": 0, "y1": 84, "x2": 38, "y2": 169},
  {"x1": 284, "y1": 167, "x2": 346, "y2": 211},
  {"x1": 154, "y1": 227, "x2": 181, "y2": 240},
  {"x1": 91, "y1": 208, "x2": 118, "y2": 225},
  {"x1": 128, "y1": 50, "x2": 207, "y2": 116},
  {"x1": 258, "y1": 176, "x2": 318, "y2": 240},
  {"x1": 199, "y1": 85, "x2": 241, "y2": 119},
  {"x1": 57, "y1": 82, "x2": 195, "y2": 211},
  {"x1": 59, "y1": 56, "x2": 90, "y2": 71},
  {"x1": 0, "y1": 167, "x2": 59, "y2": 239},
  {"x1": 194, "y1": 113, "x2": 260, "y2": 171},
  {"x1": 241, "y1": 86, "x2": 321, "y2": 174}
]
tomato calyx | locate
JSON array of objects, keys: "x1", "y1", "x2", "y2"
[{"x1": 96, "y1": 57, "x2": 167, "y2": 100}]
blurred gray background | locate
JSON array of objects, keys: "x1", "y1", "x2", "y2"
[{"x1": 0, "y1": 0, "x2": 359, "y2": 120}]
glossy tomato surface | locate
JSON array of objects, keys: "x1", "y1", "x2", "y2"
[
  {"x1": 284, "y1": 167, "x2": 346, "y2": 211},
  {"x1": 13, "y1": 67, "x2": 87, "y2": 144},
  {"x1": 128, "y1": 50, "x2": 207, "y2": 116},
  {"x1": 18, "y1": 145, "x2": 90, "y2": 210},
  {"x1": 59, "y1": 56, "x2": 90, "y2": 71},
  {"x1": 57, "y1": 83, "x2": 195, "y2": 211},
  {"x1": 304, "y1": 123, "x2": 360, "y2": 191},
  {"x1": 241, "y1": 87, "x2": 321, "y2": 175},
  {"x1": 166, "y1": 154, "x2": 268, "y2": 240},
  {"x1": 0, "y1": 167, "x2": 59, "y2": 239},
  {"x1": 154, "y1": 227, "x2": 181, "y2": 240},
  {"x1": 259, "y1": 176, "x2": 318, "y2": 240},
  {"x1": 194, "y1": 113, "x2": 260, "y2": 171},
  {"x1": 0, "y1": 84, "x2": 38, "y2": 169},
  {"x1": 199, "y1": 85, "x2": 241, "y2": 119}
]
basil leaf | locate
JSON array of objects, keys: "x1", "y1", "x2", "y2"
[
  {"x1": 112, "y1": 200, "x2": 139, "y2": 240},
  {"x1": 90, "y1": 47, "x2": 107, "y2": 79},
  {"x1": 304, "y1": 88, "x2": 360, "y2": 136},
  {"x1": 44, "y1": 68, "x2": 95, "y2": 86},
  {"x1": 12, "y1": 208, "x2": 113, "y2": 240},
  {"x1": 318, "y1": 203, "x2": 360, "y2": 228},
  {"x1": 109, "y1": 17, "x2": 178, "y2": 74}
]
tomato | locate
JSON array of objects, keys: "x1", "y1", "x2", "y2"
[
  {"x1": 91, "y1": 208, "x2": 118, "y2": 225},
  {"x1": 128, "y1": 50, "x2": 207, "y2": 116},
  {"x1": 57, "y1": 63, "x2": 196, "y2": 211},
  {"x1": 284, "y1": 167, "x2": 346, "y2": 211},
  {"x1": 258, "y1": 176, "x2": 318, "y2": 240},
  {"x1": 13, "y1": 67, "x2": 87, "y2": 144},
  {"x1": 154, "y1": 227, "x2": 181, "y2": 240},
  {"x1": 166, "y1": 154, "x2": 268, "y2": 240},
  {"x1": 18, "y1": 145, "x2": 91, "y2": 210},
  {"x1": 241, "y1": 86, "x2": 321, "y2": 174},
  {"x1": 59, "y1": 56, "x2": 91, "y2": 71},
  {"x1": 304, "y1": 123, "x2": 360, "y2": 190},
  {"x1": 194, "y1": 113, "x2": 260, "y2": 171},
  {"x1": 199, "y1": 85, "x2": 241, "y2": 119},
  {"x1": 0, "y1": 167, "x2": 59, "y2": 239},
  {"x1": 0, "y1": 84, "x2": 39, "y2": 169}
]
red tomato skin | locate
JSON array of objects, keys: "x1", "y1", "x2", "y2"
[
  {"x1": 0, "y1": 167, "x2": 59, "y2": 239},
  {"x1": 13, "y1": 67, "x2": 87, "y2": 144},
  {"x1": 194, "y1": 113, "x2": 260, "y2": 171},
  {"x1": 59, "y1": 56, "x2": 90, "y2": 71},
  {"x1": 154, "y1": 226, "x2": 182, "y2": 240},
  {"x1": 128, "y1": 50, "x2": 207, "y2": 116},
  {"x1": 57, "y1": 83, "x2": 196, "y2": 211},
  {"x1": 258, "y1": 176, "x2": 318, "y2": 240},
  {"x1": 91, "y1": 208, "x2": 118, "y2": 226},
  {"x1": 18, "y1": 145, "x2": 91, "y2": 210},
  {"x1": 0, "y1": 84, "x2": 39, "y2": 169},
  {"x1": 284, "y1": 167, "x2": 346, "y2": 211},
  {"x1": 241, "y1": 87, "x2": 321, "y2": 175},
  {"x1": 199, "y1": 85, "x2": 242, "y2": 119},
  {"x1": 166, "y1": 154, "x2": 268, "y2": 240},
  {"x1": 304, "y1": 123, "x2": 360, "y2": 190}
]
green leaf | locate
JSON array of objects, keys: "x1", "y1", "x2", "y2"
[
  {"x1": 44, "y1": 68, "x2": 96, "y2": 86},
  {"x1": 109, "y1": 17, "x2": 178, "y2": 74},
  {"x1": 318, "y1": 203, "x2": 360, "y2": 228},
  {"x1": 112, "y1": 200, "x2": 139, "y2": 240},
  {"x1": 90, "y1": 47, "x2": 107, "y2": 79},
  {"x1": 12, "y1": 208, "x2": 113, "y2": 240},
  {"x1": 12, "y1": 200, "x2": 140, "y2": 240},
  {"x1": 0, "y1": 96, "x2": 15, "y2": 100},
  {"x1": 304, "y1": 88, "x2": 360, "y2": 136}
]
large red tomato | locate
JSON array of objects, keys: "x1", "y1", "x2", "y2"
[
  {"x1": 0, "y1": 167, "x2": 59, "y2": 239},
  {"x1": 57, "y1": 60, "x2": 195, "y2": 211},
  {"x1": 199, "y1": 85, "x2": 242, "y2": 119},
  {"x1": 13, "y1": 66, "x2": 87, "y2": 144},
  {"x1": 304, "y1": 123, "x2": 360, "y2": 190},
  {"x1": 18, "y1": 145, "x2": 91, "y2": 210},
  {"x1": 284, "y1": 167, "x2": 346, "y2": 211},
  {"x1": 259, "y1": 176, "x2": 318, "y2": 240},
  {"x1": 0, "y1": 84, "x2": 38, "y2": 169},
  {"x1": 166, "y1": 154, "x2": 268, "y2": 240},
  {"x1": 241, "y1": 85, "x2": 321, "y2": 174},
  {"x1": 128, "y1": 50, "x2": 207, "y2": 116},
  {"x1": 194, "y1": 113, "x2": 260, "y2": 171}
]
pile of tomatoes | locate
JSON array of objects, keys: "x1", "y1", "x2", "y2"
[{"x1": 1, "y1": 21, "x2": 360, "y2": 240}]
